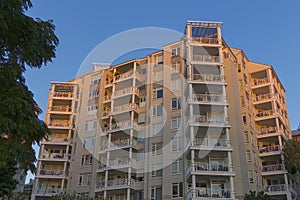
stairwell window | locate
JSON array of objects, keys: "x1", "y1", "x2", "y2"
[
  {"x1": 171, "y1": 116, "x2": 181, "y2": 130},
  {"x1": 172, "y1": 182, "x2": 183, "y2": 198},
  {"x1": 154, "y1": 88, "x2": 163, "y2": 99},
  {"x1": 172, "y1": 97, "x2": 181, "y2": 110}
]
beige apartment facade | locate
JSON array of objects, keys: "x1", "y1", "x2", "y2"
[{"x1": 32, "y1": 20, "x2": 297, "y2": 200}]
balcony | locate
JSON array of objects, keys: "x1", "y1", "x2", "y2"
[
  {"x1": 112, "y1": 87, "x2": 139, "y2": 99},
  {"x1": 259, "y1": 145, "x2": 281, "y2": 156},
  {"x1": 103, "y1": 94, "x2": 112, "y2": 102},
  {"x1": 113, "y1": 103, "x2": 138, "y2": 114},
  {"x1": 253, "y1": 93, "x2": 272, "y2": 103},
  {"x1": 188, "y1": 115, "x2": 229, "y2": 127},
  {"x1": 187, "y1": 188, "x2": 233, "y2": 199},
  {"x1": 48, "y1": 120, "x2": 70, "y2": 129},
  {"x1": 50, "y1": 105, "x2": 71, "y2": 113},
  {"x1": 264, "y1": 184, "x2": 287, "y2": 195},
  {"x1": 114, "y1": 71, "x2": 140, "y2": 82},
  {"x1": 188, "y1": 73, "x2": 225, "y2": 84},
  {"x1": 255, "y1": 110, "x2": 275, "y2": 121},
  {"x1": 53, "y1": 92, "x2": 73, "y2": 99},
  {"x1": 252, "y1": 78, "x2": 269, "y2": 87},
  {"x1": 189, "y1": 138, "x2": 231, "y2": 151},
  {"x1": 191, "y1": 37, "x2": 219, "y2": 45},
  {"x1": 97, "y1": 159, "x2": 136, "y2": 171},
  {"x1": 192, "y1": 55, "x2": 220, "y2": 64},
  {"x1": 262, "y1": 164, "x2": 286, "y2": 176},
  {"x1": 186, "y1": 162, "x2": 233, "y2": 178},
  {"x1": 103, "y1": 121, "x2": 138, "y2": 133},
  {"x1": 36, "y1": 169, "x2": 65, "y2": 178},
  {"x1": 102, "y1": 110, "x2": 111, "y2": 119},
  {"x1": 36, "y1": 186, "x2": 61, "y2": 196},
  {"x1": 42, "y1": 137, "x2": 70, "y2": 145},
  {"x1": 188, "y1": 94, "x2": 226, "y2": 105},
  {"x1": 99, "y1": 138, "x2": 138, "y2": 153},
  {"x1": 40, "y1": 153, "x2": 70, "y2": 161},
  {"x1": 95, "y1": 178, "x2": 135, "y2": 191}
]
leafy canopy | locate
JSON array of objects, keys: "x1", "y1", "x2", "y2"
[{"x1": 0, "y1": 0, "x2": 58, "y2": 197}]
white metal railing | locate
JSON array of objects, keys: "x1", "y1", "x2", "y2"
[
  {"x1": 192, "y1": 37, "x2": 219, "y2": 44},
  {"x1": 53, "y1": 92, "x2": 72, "y2": 98},
  {"x1": 190, "y1": 162, "x2": 230, "y2": 172},
  {"x1": 113, "y1": 87, "x2": 139, "y2": 98},
  {"x1": 38, "y1": 169, "x2": 65, "y2": 176},
  {"x1": 192, "y1": 55, "x2": 220, "y2": 63},
  {"x1": 103, "y1": 121, "x2": 137, "y2": 133},
  {"x1": 51, "y1": 105, "x2": 71, "y2": 112},
  {"x1": 103, "y1": 94, "x2": 112, "y2": 101},
  {"x1": 190, "y1": 115, "x2": 229, "y2": 124},
  {"x1": 44, "y1": 137, "x2": 69, "y2": 143},
  {"x1": 189, "y1": 73, "x2": 224, "y2": 82},
  {"x1": 113, "y1": 103, "x2": 138, "y2": 113},
  {"x1": 114, "y1": 71, "x2": 140, "y2": 82},
  {"x1": 110, "y1": 138, "x2": 137, "y2": 149},
  {"x1": 252, "y1": 78, "x2": 269, "y2": 86},
  {"x1": 259, "y1": 145, "x2": 281, "y2": 154},
  {"x1": 257, "y1": 127, "x2": 278, "y2": 136},
  {"x1": 253, "y1": 93, "x2": 272, "y2": 102},
  {"x1": 96, "y1": 178, "x2": 135, "y2": 190},
  {"x1": 188, "y1": 94, "x2": 226, "y2": 103},
  {"x1": 264, "y1": 184, "x2": 286, "y2": 193},
  {"x1": 49, "y1": 120, "x2": 70, "y2": 127},
  {"x1": 188, "y1": 188, "x2": 232, "y2": 199},
  {"x1": 255, "y1": 110, "x2": 275, "y2": 118},
  {"x1": 41, "y1": 153, "x2": 70, "y2": 159},
  {"x1": 262, "y1": 164, "x2": 285, "y2": 172},
  {"x1": 36, "y1": 186, "x2": 61, "y2": 194},
  {"x1": 191, "y1": 138, "x2": 228, "y2": 148}
]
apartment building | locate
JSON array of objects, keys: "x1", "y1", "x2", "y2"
[{"x1": 32, "y1": 20, "x2": 297, "y2": 200}]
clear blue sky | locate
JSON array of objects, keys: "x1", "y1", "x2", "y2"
[{"x1": 24, "y1": 0, "x2": 300, "y2": 181}]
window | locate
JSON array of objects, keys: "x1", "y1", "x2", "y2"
[
  {"x1": 172, "y1": 158, "x2": 183, "y2": 174},
  {"x1": 85, "y1": 120, "x2": 97, "y2": 132},
  {"x1": 171, "y1": 63, "x2": 181, "y2": 74},
  {"x1": 248, "y1": 171, "x2": 253, "y2": 184},
  {"x1": 242, "y1": 114, "x2": 247, "y2": 124},
  {"x1": 137, "y1": 149, "x2": 145, "y2": 162},
  {"x1": 140, "y1": 96, "x2": 146, "y2": 107},
  {"x1": 81, "y1": 154, "x2": 93, "y2": 167},
  {"x1": 244, "y1": 132, "x2": 249, "y2": 143},
  {"x1": 136, "y1": 169, "x2": 144, "y2": 182},
  {"x1": 91, "y1": 74, "x2": 100, "y2": 85},
  {"x1": 171, "y1": 47, "x2": 181, "y2": 57},
  {"x1": 78, "y1": 173, "x2": 91, "y2": 186},
  {"x1": 172, "y1": 98, "x2": 181, "y2": 110},
  {"x1": 171, "y1": 116, "x2": 181, "y2": 130},
  {"x1": 138, "y1": 113, "x2": 146, "y2": 124},
  {"x1": 152, "y1": 123, "x2": 163, "y2": 136},
  {"x1": 83, "y1": 137, "x2": 95, "y2": 149},
  {"x1": 151, "y1": 187, "x2": 162, "y2": 200},
  {"x1": 171, "y1": 79, "x2": 181, "y2": 91},
  {"x1": 151, "y1": 164, "x2": 163, "y2": 177},
  {"x1": 246, "y1": 150, "x2": 251, "y2": 162},
  {"x1": 172, "y1": 138, "x2": 183, "y2": 151},
  {"x1": 153, "y1": 71, "x2": 163, "y2": 81},
  {"x1": 137, "y1": 131, "x2": 145, "y2": 142},
  {"x1": 89, "y1": 89, "x2": 99, "y2": 99},
  {"x1": 151, "y1": 143, "x2": 162, "y2": 156},
  {"x1": 154, "y1": 88, "x2": 163, "y2": 99},
  {"x1": 172, "y1": 182, "x2": 183, "y2": 198},
  {"x1": 152, "y1": 105, "x2": 163, "y2": 117},
  {"x1": 87, "y1": 105, "x2": 98, "y2": 114}
]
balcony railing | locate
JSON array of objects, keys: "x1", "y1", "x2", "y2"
[
  {"x1": 264, "y1": 184, "x2": 286, "y2": 193},
  {"x1": 262, "y1": 164, "x2": 285, "y2": 173},
  {"x1": 49, "y1": 121, "x2": 70, "y2": 127},
  {"x1": 113, "y1": 87, "x2": 139, "y2": 98},
  {"x1": 37, "y1": 169, "x2": 65, "y2": 176},
  {"x1": 189, "y1": 115, "x2": 229, "y2": 124},
  {"x1": 192, "y1": 37, "x2": 219, "y2": 44},
  {"x1": 255, "y1": 110, "x2": 275, "y2": 118},
  {"x1": 36, "y1": 186, "x2": 61, "y2": 195},
  {"x1": 51, "y1": 105, "x2": 71, "y2": 112},
  {"x1": 96, "y1": 178, "x2": 135, "y2": 190},
  {"x1": 189, "y1": 73, "x2": 225, "y2": 83},
  {"x1": 103, "y1": 94, "x2": 112, "y2": 101},
  {"x1": 192, "y1": 55, "x2": 220, "y2": 63},
  {"x1": 191, "y1": 138, "x2": 228, "y2": 148},
  {"x1": 252, "y1": 78, "x2": 269, "y2": 86},
  {"x1": 253, "y1": 93, "x2": 272, "y2": 102},
  {"x1": 100, "y1": 138, "x2": 138, "y2": 151},
  {"x1": 44, "y1": 137, "x2": 69, "y2": 144},
  {"x1": 102, "y1": 110, "x2": 111, "y2": 118},
  {"x1": 114, "y1": 71, "x2": 140, "y2": 82},
  {"x1": 113, "y1": 103, "x2": 138, "y2": 114},
  {"x1": 188, "y1": 188, "x2": 232, "y2": 199},
  {"x1": 190, "y1": 162, "x2": 230, "y2": 173},
  {"x1": 188, "y1": 94, "x2": 226, "y2": 104},
  {"x1": 41, "y1": 153, "x2": 70, "y2": 160},
  {"x1": 259, "y1": 145, "x2": 281, "y2": 154},
  {"x1": 257, "y1": 127, "x2": 277, "y2": 136},
  {"x1": 53, "y1": 92, "x2": 73, "y2": 98},
  {"x1": 103, "y1": 121, "x2": 137, "y2": 133}
]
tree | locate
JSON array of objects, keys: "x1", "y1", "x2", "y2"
[
  {"x1": 0, "y1": 0, "x2": 58, "y2": 197},
  {"x1": 283, "y1": 139, "x2": 300, "y2": 174},
  {"x1": 244, "y1": 191, "x2": 270, "y2": 200}
]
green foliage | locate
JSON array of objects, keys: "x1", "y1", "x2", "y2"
[
  {"x1": 50, "y1": 192, "x2": 90, "y2": 200},
  {"x1": 283, "y1": 140, "x2": 300, "y2": 174},
  {"x1": 244, "y1": 191, "x2": 270, "y2": 200},
  {"x1": 0, "y1": 0, "x2": 58, "y2": 197}
]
